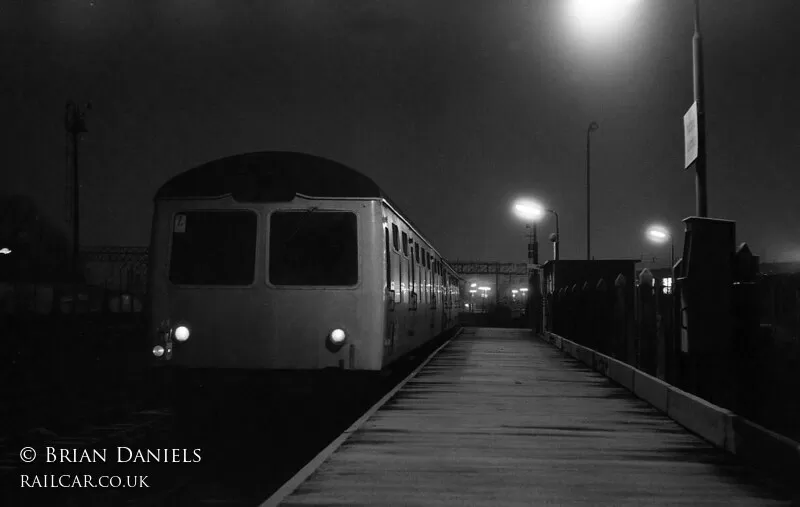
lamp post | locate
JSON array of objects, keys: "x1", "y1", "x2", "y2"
[
  {"x1": 513, "y1": 200, "x2": 560, "y2": 261},
  {"x1": 586, "y1": 121, "x2": 599, "y2": 260}
]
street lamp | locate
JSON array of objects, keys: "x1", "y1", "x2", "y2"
[
  {"x1": 513, "y1": 200, "x2": 560, "y2": 261},
  {"x1": 645, "y1": 225, "x2": 674, "y2": 270},
  {"x1": 586, "y1": 121, "x2": 599, "y2": 260},
  {"x1": 572, "y1": 0, "x2": 708, "y2": 217}
]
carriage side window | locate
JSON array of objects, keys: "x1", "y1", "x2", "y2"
[
  {"x1": 269, "y1": 211, "x2": 358, "y2": 286},
  {"x1": 415, "y1": 243, "x2": 420, "y2": 263},
  {"x1": 169, "y1": 210, "x2": 257, "y2": 286},
  {"x1": 401, "y1": 232, "x2": 408, "y2": 256},
  {"x1": 392, "y1": 224, "x2": 399, "y2": 251},
  {"x1": 422, "y1": 248, "x2": 427, "y2": 269}
]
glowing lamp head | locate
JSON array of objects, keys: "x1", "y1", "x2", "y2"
[
  {"x1": 646, "y1": 226, "x2": 671, "y2": 244},
  {"x1": 152, "y1": 345, "x2": 165, "y2": 357},
  {"x1": 513, "y1": 201, "x2": 545, "y2": 222},
  {"x1": 174, "y1": 325, "x2": 190, "y2": 342},
  {"x1": 329, "y1": 328, "x2": 346, "y2": 344}
]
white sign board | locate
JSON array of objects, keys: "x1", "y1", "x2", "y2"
[
  {"x1": 174, "y1": 214, "x2": 186, "y2": 233},
  {"x1": 684, "y1": 102, "x2": 698, "y2": 169}
]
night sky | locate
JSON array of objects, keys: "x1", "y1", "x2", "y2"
[{"x1": 3, "y1": 0, "x2": 799, "y2": 267}]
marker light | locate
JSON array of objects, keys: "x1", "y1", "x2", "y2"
[
  {"x1": 330, "y1": 328, "x2": 346, "y2": 344},
  {"x1": 152, "y1": 345, "x2": 165, "y2": 357},
  {"x1": 174, "y1": 325, "x2": 190, "y2": 342}
]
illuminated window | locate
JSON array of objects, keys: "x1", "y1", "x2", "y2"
[{"x1": 392, "y1": 224, "x2": 399, "y2": 251}]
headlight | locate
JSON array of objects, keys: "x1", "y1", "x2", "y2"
[
  {"x1": 174, "y1": 325, "x2": 190, "y2": 342},
  {"x1": 330, "y1": 328, "x2": 346, "y2": 344},
  {"x1": 152, "y1": 345, "x2": 165, "y2": 357}
]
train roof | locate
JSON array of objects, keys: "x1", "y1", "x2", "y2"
[
  {"x1": 154, "y1": 151, "x2": 459, "y2": 274},
  {"x1": 155, "y1": 151, "x2": 390, "y2": 202}
]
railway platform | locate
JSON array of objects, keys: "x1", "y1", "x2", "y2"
[{"x1": 262, "y1": 327, "x2": 793, "y2": 506}]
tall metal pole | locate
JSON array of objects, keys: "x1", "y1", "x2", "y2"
[
  {"x1": 586, "y1": 121, "x2": 598, "y2": 260},
  {"x1": 693, "y1": 0, "x2": 708, "y2": 217},
  {"x1": 670, "y1": 239, "x2": 675, "y2": 271},
  {"x1": 65, "y1": 101, "x2": 88, "y2": 274}
]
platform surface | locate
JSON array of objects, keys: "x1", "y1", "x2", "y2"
[{"x1": 273, "y1": 328, "x2": 792, "y2": 506}]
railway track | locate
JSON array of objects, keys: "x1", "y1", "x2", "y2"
[{"x1": 3, "y1": 321, "x2": 460, "y2": 506}]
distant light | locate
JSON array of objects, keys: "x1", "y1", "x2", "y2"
[
  {"x1": 512, "y1": 289, "x2": 519, "y2": 294},
  {"x1": 0, "y1": 248, "x2": 10, "y2": 255},
  {"x1": 470, "y1": 283, "x2": 477, "y2": 288},
  {"x1": 469, "y1": 289, "x2": 477, "y2": 293},
  {"x1": 520, "y1": 288, "x2": 529, "y2": 292},
  {"x1": 513, "y1": 200, "x2": 545, "y2": 221},
  {"x1": 569, "y1": 0, "x2": 638, "y2": 27},
  {"x1": 464, "y1": 304, "x2": 470, "y2": 308},
  {"x1": 330, "y1": 328, "x2": 346, "y2": 344},
  {"x1": 478, "y1": 286, "x2": 491, "y2": 291},
  {"x1": 152, "y1": 345, "x2": 165, "y2": 357},
  {"x1": 646, "y1": 225, "x2": 671, "y2": 244}
]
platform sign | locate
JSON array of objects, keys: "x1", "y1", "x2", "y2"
[
  {"x1": 684, "y1": 102, "x2": 698, "y2": 169},
  {"x1": 174, "y1": 214, "x2": 186, "y2": 233}
]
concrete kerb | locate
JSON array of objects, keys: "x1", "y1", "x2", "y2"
[
  {"x1": 665, "y1": 384, "x2": 735, "y2": 451},
  {"x1": 540, "y1": 332, "x2": 800, "y2": 479}
]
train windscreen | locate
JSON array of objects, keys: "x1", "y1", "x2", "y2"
[
  {"x1": 269, "y1": 211, "x2": 358, "y2": 286},
  {"x1": 168, "y1": 210, "x2": 257, "y2": 285}
]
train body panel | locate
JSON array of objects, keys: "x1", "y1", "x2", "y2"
[{"x1": 147, "y1": 151, "x2": 461, "y2": 373}]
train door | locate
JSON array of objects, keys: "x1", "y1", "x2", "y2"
[{"x1": 384, "y1": 227, "x2": 397, "y2": 357}]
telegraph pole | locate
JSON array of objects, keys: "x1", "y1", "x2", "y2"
[{"x1": 65, "y1": 101, "x2": 89, "y2": 274}]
